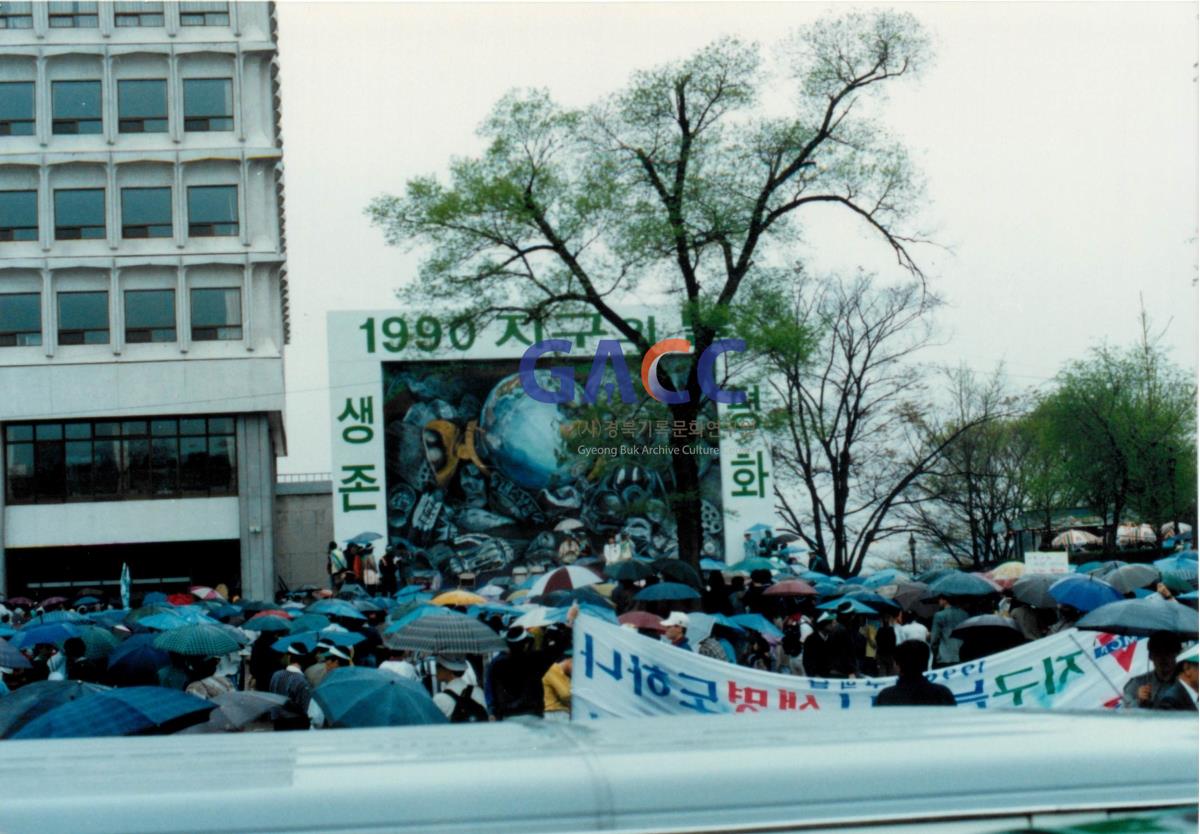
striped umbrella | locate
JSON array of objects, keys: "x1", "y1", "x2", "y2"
[
  {"x1": 75, "y1": 625, "x2": 120, "y2": 661},
  {"x1": 152, "y1": 624, "x2": 241, "y2": 657},
  {"x1": 384, "y1": 616, "x2": 505, "y2": 654},
  {"x1": 527, "y1": 566, "x2": 605, "y2": 597}
]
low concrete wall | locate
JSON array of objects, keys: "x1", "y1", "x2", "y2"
[{"x1": 275, "y1": 480, "x2": 332, "y2": 591}]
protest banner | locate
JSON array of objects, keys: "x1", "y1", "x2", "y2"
[{"x1": 571, "y1": 615, "x2": 1147, "y2": 720}]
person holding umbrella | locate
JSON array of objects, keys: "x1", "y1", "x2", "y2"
[
  {"x1": 1123, "y1": 631, "x2": 1184, "y2": 710},
  {"x1": 931, "y1": 595, "x2": 969, "y2": 667}
]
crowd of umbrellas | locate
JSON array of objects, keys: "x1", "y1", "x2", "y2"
[{"x1": 0, "y1": 547, "x2": 1197, "y2": 739}]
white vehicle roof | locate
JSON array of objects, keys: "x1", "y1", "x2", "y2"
[{"x1": 0, "y1": 709, "x2": 1196, "y2": 834}]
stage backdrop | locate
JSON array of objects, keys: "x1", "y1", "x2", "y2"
[
  {"x1": 571, "y1": 615, "x2": 1148, "y2": 719},
  {"x1": 327, "y1": 309, "x2": 775, "y2": 573}
]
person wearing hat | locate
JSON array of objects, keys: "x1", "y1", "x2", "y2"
[
  {"x1": 1122, "y1": 631, "x2": 1184, "y2": 710},
  {"x1": 432, "y1": 656, "x2": 488, "y2": 722},
  {"x1": 269, "y1": 643, "x2": 315, "y2": 730},
  {"x1": 803, "y1": 611, "x2": 858, "y2": 678},
  {"x1": 1154, "y1": 644, "x2": 1199, "y2": 712},
  {"x1": 875, "y1": 641, "x2": 956, "y2": 707},
  {"x1": 661, "y1": 611, "x2": 692, "y2": 652}
]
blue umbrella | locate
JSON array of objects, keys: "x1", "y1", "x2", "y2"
[
  {"x1": 813, "y1": 582, "x2": 843, "y2": 598},
  {"x1": 845, "y1": 591, "x2": 901, "y2": 612},
  {"x1": 272, "y1": 629, "x2": 367, "y2": 654},
  {"x1": 20, "y1": 610, "x2": 91, "y2": 628},
  {"x1": 817, "y1": 598, "x2": 877, "y2": 615},
  {"x1": 137, "y1": 611, "x2": 220, "y2": 631},
  {"x1": 700, "y1": 558, "x2": 727, "y2": 572},
  {"x1": 385, "y1": 604, "x2": 462, "y2": 634},
  {"x1": 927, "y1": 572, "x2": 1000, "y2": 599},
  {"x1": 746, "y1": 523, "x2": 772, "y2": 533},
  {"x1": 288, "y1": 613, "x2": 332, "y2": 634},
  {"x1": 142, "y1": 591, "x2": 168, "y2": 605},
  {"x1": 633, "y1": 582, "x2": 701, "y2": 602},
  {"x1": 346, "y1": 532, "x2": 384, "y2": 545},
  {"x1": 8, "y1": 622, "x2": 82, "y2": 649},
  {"x1": 312, "y1": 667, "x2": 447, "y2": 728},
  {"x1": 0, "y1": 637, "x2": 31, "y2": 670},
  {"x1": 242, "y1": 615, "x2": 292, "y2": 633},
  {"x1": 105, "y1": 633, "x2": 171, "y2": 685},
  {"x1": 862, "y1": 569, "x2": 909, "y2": 588},
  {"x1": 73, "y1": 596, "x2": 100, "y2": 606},
  {"x1": 0, "y1": 624, "x2": 15, "y2": 638},
  {"x1": 307, "y1": 599, "x2": 368, "y2": 621},
  {"x1": 734, "y1": 558, "x2": 779, "y2": 573},
  {"x1": 1048, "y1": 574, "x2": 1123, "y2": 613},
  {"x1": 89, "y1": 610, "x2": 129, "y2": 628},
  {"x1": 916, "y1": 568, "x2": 954, "y2": 584},
  {"x1": 1155, "y1": 555, "x2": 1199, "y2": 583},
  {"x1": 0, "y1": 681, "x2": 109, "y2": 738},
  {"x1": 12, "y1": 687, "x2": 216, "y2": 739},
  {"x1": 394, "y1": 587, "x2": 434, "y2": 604},
  {"x1": 729, "y1": 614, "x2": 783, "y2": 639}
]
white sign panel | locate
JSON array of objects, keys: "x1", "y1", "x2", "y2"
[
  {"x1": 1025, "y1": 551, "x2": 1071, "y2": 574},
  {"x1": 326, "y1": 309, "x2": 776, "y2": 558},
  {"x1": 572, "y1": 615, "x2": 1145, "y2": 720}
]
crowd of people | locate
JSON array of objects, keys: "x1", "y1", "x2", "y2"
[{"x1": 0, "y1": 541, "x2": 1196, "y2": 735}]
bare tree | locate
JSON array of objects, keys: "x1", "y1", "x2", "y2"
[{"x1": 758, "y1": 273, "x2": 995, "y2": 576}]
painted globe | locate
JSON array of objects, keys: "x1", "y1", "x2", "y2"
[{"x1": 478, "y1": 371, "x2": 579, "y2": 491}]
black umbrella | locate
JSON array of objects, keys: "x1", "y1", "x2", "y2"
[
  {"x1": 1076, "y1": 596, "x2": 1199, "y2": 638},
  {"x1": 605, "y1": 560, "x2": 654, "y2": 582},
  {"x1": 1011, "y1": 574, "x2": 1060, "y2": 609},
  {"x1": 952, "y1": 615, "x2": 1027, "y2": 660},
  {"x1": 652, "y1": 559, "x2": 704, "y2": 590}
]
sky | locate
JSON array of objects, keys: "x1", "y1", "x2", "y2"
[{"x1": 272, "y1": 1, "x2": 1198, "y2": 475}]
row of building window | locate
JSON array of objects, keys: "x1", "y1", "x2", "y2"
[
  {"x1": 0, "y1": 78, "x2": 233, "y2": 137},
  {"x1": 4, "y1": 415, "x2": 237, "y2": 505},
  {"x1": 0, "y1": 2, "x2": 229, "y2": 31},
  {"x1": 0, "y1": 287, "x2": 241, "y2": 347},
  {"x1": 0, "y1": 185, "x2": 238, "y2": 241}
]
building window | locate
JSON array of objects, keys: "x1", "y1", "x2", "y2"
[
  {"x1": 0, "y1": 190, "x2": 37, "y2": 241},
  {"x1": 0, "y1": 293, "x2": 41, "y2": 347},
  {"x1": 183, "y1": 79, "x2": 233, "y2": 132},
  {"x1": 118, "y1": 79, "x2": 168, "y2": 134},
  {"x1": 5, "y1": 416, "x2": 237, "y2": 504},
  {"x1": 52, "y1": 81, "x2": 103, "y2": 135},
  {"x1": 54, "y1": 188, "x2": 105, "y2": 240},
  {"x1": 0, "y1": 2, "x2": 33, "y2": 29},
  {"x1": 0, "y1": 82, "x2": 35, "y2": 137},
  {"x1": 190, "y1": 288, "x2": 241, "y2": 341},
  {"x1": 187, "y1": 185, "x2": 238, "y2": 237},
  {"x1": 114, "y1": 1, "x2": 163, "y2": 27},
  {"x1": 121, "y1": 187, "x2": 171, "y2": 238},
  {"x1": 48, "y1": 1, "x2": 98, "y2": 28},
  {"x1": 124, "y1": 289, "x2": 175, "y2": 343},
  {"x1": 57, "y1": 290, "x2": 109, "y2": 345},
  {"x1": 179, "y1": 1, "x2": 228, "y2": 26}
]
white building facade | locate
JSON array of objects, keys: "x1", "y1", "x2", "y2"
[{"x1": 0, "y1": 1, "x2": 288, "y2": 601}]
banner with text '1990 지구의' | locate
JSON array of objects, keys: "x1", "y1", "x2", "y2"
[{"x1": 570, "y1": 615, "x2": 1148, "y2": 720}]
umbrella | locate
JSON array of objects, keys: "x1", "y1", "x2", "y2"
[
  {"x1": 528, "y1": 566, "x2": 603, "y2": 597},
  {"x1": 1050, "y1": 529, "x2": 1102, "y2": 550},
  {"x1": 106, "y1": 634, "x2": 171, "y2": 685},
  {"x1": 1116, "y1": 524, "x2": 1157, "y2": 547},
  {"x1": 729, "y1": 613, "x2": 783, "y2": 639},
  {"x1": 764, "y1": 580, "x2": 817, "y2": 597},
  {"x1": 430, "y1": 590, "x2": 488, "y2": 607},
  {"x1": 1154, "y1": 555, "x2": 1199, "y2": 586},
  {"x1": 394, "y1": 587, "x2": 434, "y2": 604},
  {"x1": 75, "y1": 625, "x2": 119, "y2": 661},
  {"x1": 844, "y1": 591, "x2": 901, "y2": 613},
  {"x1": 514, "y1": 605, "x2": 617, "y2": 629},
  {"x1": 605, "y1": 561, "x2": 655, "y2": 582},
  {"x1": 385, "y1": 604, "x2": 461, "y2": 634},
  {"x1": 816, "y1": 598, "x2": 877, "y2": 615},
  {"x1": 0, "y1": 681, "x2": 110, "y2": 738},
  {"x1": 951, "y1": 614, "x2": 1022, "y2": 640},
  {"x1": 861, "y1": 569, "x2": 910, "y2": 588},
  {"x1": 6, "y1": 596, "x2": 34, "y2": 608},
  {"x1": 733, "y1": 558, "x2": 778, "y2": 573},
  {"x1": 988, "y1": 562, "x2": 1027, "y2": 582},
  {"x1": 73, "y1": 596, "x2": 101, "y2": 607},
  {"x1": 313, "y1": 667, "x2": 446, "y2": 728},
  {"x1": 0, "y1": 637, "x2": 32, "y2": 670},
  {"x1": 351, "y1": 598, "x2": 388, "y2": 613},
  {"x1": 926, "y1": 572, "x2": 1000, "y2": 599},
  {"x1": 166, "y1": 593, "x2": 195, "y2": 606},
  {"x1": 1048, "y1": 575, "x2": 1123, "y2": 613},
  {"x1": 700, "y1": 558, "x2": 728, "y2": 572},
  {"x1": 153, "y1": 624, "x2": 241, "y2": 657},
  {"x1": 652, "y1": 560, "x2": 704, "y2": 590},
  {"x1": 1084, "y1": 560, "x2": 1127, "y2": 577},
  {"x1": 618, "y1": 611, "x2": 665, "y2": 631},
  {"x1": 137, "y1": 611, "x2": 220, "y2": 631},
  {"x1": 891, "y1": 581, "x2": 937, "y2": 618},
  {"x1": 384, "y1": 616, "x2": 505, "y2": 654},
  {"x1": 1162, "y1": 522, "x2": 1193, "y2": 537},
  {"x1": 12, "y1": 687, "x2": 217, "y2": 739},
  {"x1": 633, "y1": 582, "x2": 701, "y2": 602},
  {"x1": 746, "y1": 523, "x2": 772, "y2": 533},
  {"x1": 242, "y1": 615, "x2": 292, "y2": 633},
  {"x1": 142, "y1": 591, "x2": 168, "y2": 604},
  {"x1": 554, "y1": 519, "x2": 585, "y2": 533},
  {"x1": 288, "y1": 613, "x2": 332, "y2": 634},
  {"x1": 41, "y1": 596, "x2": 69, "y2": 609},
  {"x1": 8, "y1": 622, "x2": 82, "y2": 650},
  {"x1": 346, "y1": 531, "x2": 384, "y2": 545},
  {"x1": 771, "y1": 533, "x2": 800, "y2": 545},
  {"x1": 272, "y1": 629, "x2": 367, "y2": 654},
  {"x1": 1102, "y1": 564, "x2": 1161, "y2": 594},
  {"x1": 306, "y1": 599, "x2": 368, "y2": 620},
  {"x1": 189, "y1": 585, "x2": 225, "y2": 602},
  {"x1": 916, "y1": 568, "x2": 954, "y2": 584},
  {"x1": 187, "y1": 691, "x2": 289, "y2": 732},
  {"x1": 21, "y1": 610, "x2": 90, "y2": 628},
  {"x1": 1076, "y1": 595, "x2": 1199, "y2": 637},
  {"x1": 1011, "y1": 574, "x2": 1061, "y2": 609}
]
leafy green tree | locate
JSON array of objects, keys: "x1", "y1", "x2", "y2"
[{"x1": 367, "y1": 12, "x2": 931, "y2": 567}]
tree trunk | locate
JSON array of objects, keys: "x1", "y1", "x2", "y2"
[{"x1": 667, "y1": 400, "x2": 704, "y2": 571}]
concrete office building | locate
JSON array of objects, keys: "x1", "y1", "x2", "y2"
[{"x1": 0, "y1": 1, "x2": 288, "y2": 601}]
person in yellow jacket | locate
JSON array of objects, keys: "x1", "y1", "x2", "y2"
[{"x1": 542, "y1": 655, "x2": 573, "y2": 721}]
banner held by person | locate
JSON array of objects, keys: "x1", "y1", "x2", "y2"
[{"x1": 571, "y1": 615, "x2": 1147, "y2": 720}]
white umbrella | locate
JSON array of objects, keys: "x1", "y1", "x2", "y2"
[
  {"x1": 527, "y1": 565, "x2": 603, "y2": 597},
  {"x1": 1050, "y1": 529, "x2": 1102, "y2": 550},
  {"x1": 1162, "y1": 522, "x2": 1193, "y2": 537},
  {"x1": 1117, "y1": 524, "x2": 1157, "y2": 546}
]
